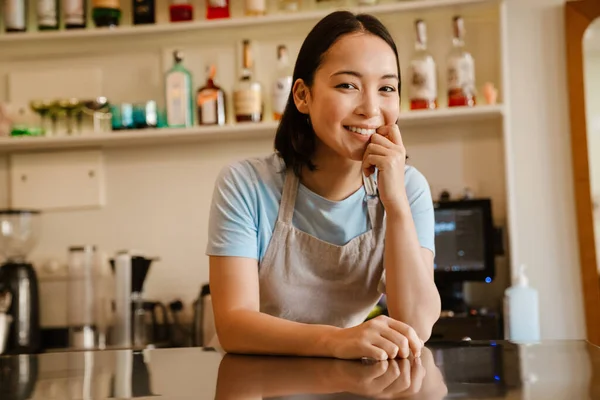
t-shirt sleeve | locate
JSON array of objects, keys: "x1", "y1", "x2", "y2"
[{"x1": 205, "y1": 163, "x2": 259, "y2": 260}]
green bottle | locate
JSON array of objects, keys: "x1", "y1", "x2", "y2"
[{"x1": 165, "y1": 50, "x2": 194, "y2": 128}]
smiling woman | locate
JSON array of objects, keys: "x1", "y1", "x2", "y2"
[{"x1": 206, "y1": 11, "x2": 440, "y2": 361}]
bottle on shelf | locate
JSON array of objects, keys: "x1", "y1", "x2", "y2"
[
  {"x1": 37, "y1": 0, "x2": 60, "y2": 30},
  {"x1": 314, "y1": 0, "x2": 346, "y2": 9},
  {"x1": 357, "y1": 0, "x2": 378, "y2": 5},
  {"x1": 272, "y1": 45, "x2": 293, "y2": 121},
  {"x1": 447, "y1": 16, "x2": 476, "y2": 107},
  {"x1": 234, "y1": 40, "x2": 263, "y2": 123},
  {"x1": 132, "y1": 0, "x2": 155, "y2": 24},
  {"x1": 276, "y1": 0, "x2": 300, "y2": 12},
  {"x1": 408, "y1": 19, "x2": 437, "y2": 111},
  {"x1": 169, "y1": 0, "x2": 193, "y2": 22},
  {"x1": 206, "y1": 0, "x2": 229, "y2": 20},
  {"x1": 244, "y1": 0, "x2": 266, "y2": 16},
  {"x1": 165, "y1": 50, "x2": 194, "y2": 128},
  {"x1": 4, "y1": 0, "x2": 27, "y2": 32},
  {"x1": 63, "y1": 0, "x2": 87, "y2": 29},
  {"x1": 92, "y1": 0, "x2": 122, "y2": 27},
  {"x1": 196, "y1": 65, "x2": 227, "y2": 126}
]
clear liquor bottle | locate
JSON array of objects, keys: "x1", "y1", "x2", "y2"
[
  {"x1": 234, "y1": 40, "x2": 263, "y2": 123},
  {"x1": 408, "y1": 19, "x2": 438, "y2": 111},
  {"x1": 447, "y1": 16, "x2": 476, "y2": 107},
  {"x1": 272, "y1": 45, "x2": 293, "y2": 121}
]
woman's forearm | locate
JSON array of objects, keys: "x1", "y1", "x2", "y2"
[
  {"x1": 384, "y1": 204, "x2": 441, "y2": 340},
  {"x1": 216, "y1": 309, "x2": 340, "y2": 357}
]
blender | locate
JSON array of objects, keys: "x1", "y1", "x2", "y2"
[{"x1": 0, "y1": 210, "x2": 41, "y2": 354}]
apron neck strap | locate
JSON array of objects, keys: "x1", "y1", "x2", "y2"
[
  {"x1": 278, "y1": 168, "x2": 383, "y2": 228},
  {"x1": 278, "y1": 169, "x2": 299, "y2": 223}
]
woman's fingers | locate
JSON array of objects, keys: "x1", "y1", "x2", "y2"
[
  {"x1": 376, "y1": 124, "x2": 404, "y2": 147},
  {"x1": 380, "y1": 328, "x2": 411, "y2": 359},
  {"x1": 386, "y1": 319, "x2": 423, "y2": 358},
  {"x1": 371, "y1": 336, "x2": 400, "y2": 360}
]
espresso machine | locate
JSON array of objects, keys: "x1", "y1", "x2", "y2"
[{"x1": 0, "y1": 210, "x2": 41, "y2": 355}]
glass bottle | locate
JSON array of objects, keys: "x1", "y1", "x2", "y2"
[
  {"x1": 165, "y1": 50, "x2": 194, "y2": 128},
  {"x1": 277, "y1": 0, "x2": 300, "y2": 12},
  {"x1": 409, "y1": 19, "x2": 437, "y2": 111},
  {"x1": 37, "y1": 0, "x2": 59, "y2": 30},
  {"x1": 92, "y1": 0, "x2": 122, "y2": 27},
  {"x1": 4, "y1": 0, "x2": 27, "y2": 32},
  {"x1": 206, "y1": 0, "x2": 229, "y2": 19},
  {"x1": 132, "y1": 0, "x2": 155, "y2": 24},
  {"x1": 63, "y1": 0, "x2": 86, "y2": 28},
  {"x1": 169, "y1": 0, "x2": 193, "y2": 22},
  {"x1": 447, "y1": 16, "x2": 476, "y2": 107},
  {"x1": 244, "y1": 0, "x2": 266, "y2": 16},
  {"x1": 197, "y1": 65, "x2": 227, "y2": 126},
  {"x1": 234, "y1": 40, "x2": 263, "y2": 123},
  {"x1": 272, "y1": 45, "x2": 293, "y2": 121}
]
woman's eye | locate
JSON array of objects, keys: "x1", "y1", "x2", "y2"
[
  {"x1": 380, "y1": 86, "x2": 397, "y2": 92},
  {"x1": 336, "y1": 83, "x2": 356, "y2": 90}
]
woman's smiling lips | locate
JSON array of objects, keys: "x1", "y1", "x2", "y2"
[{"x1": 344, "y1": 125, "x2": 378, "y2": 141}]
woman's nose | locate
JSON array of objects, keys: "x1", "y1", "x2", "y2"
[{"x1": 355, "y1": 91, "x2": 381, "y2": 118}]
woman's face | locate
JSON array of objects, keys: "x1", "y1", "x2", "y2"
[{"x1": 304, "y1": 32, "x2": 400, "y2": 162}]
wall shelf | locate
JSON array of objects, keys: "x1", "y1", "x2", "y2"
[
  {"x1": 0, "y1": 105, "x2": 504, "y2": 153},
  {"x1": 0, "y1": 0, "x2": 497, "y2": 44}
]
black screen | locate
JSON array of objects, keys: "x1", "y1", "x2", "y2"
[{"x1": 434, "y1": 208, "x2": 486, "y2": 272}]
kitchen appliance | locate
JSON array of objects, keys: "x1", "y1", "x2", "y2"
[
  {"x1": 192, "y1": 284, "x2": 215, "y2": 347},
  {"x1": 109, "y1": 251, "x2": 167, "y2": 348},
  {"x1": 0, "y1": 210, "x2": 41, "y2": 355}
]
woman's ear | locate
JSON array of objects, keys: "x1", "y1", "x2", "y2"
[{"x1": 292, "y1": 79, "x2": 310, "y2": 114}]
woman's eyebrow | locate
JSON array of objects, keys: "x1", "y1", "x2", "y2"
[{"x1": 331, "y1": 70, "x2": 399, "y2": 80}]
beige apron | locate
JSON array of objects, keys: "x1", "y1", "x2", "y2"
[
  {"x1": 209, "y1": 169, "x2": 387, "y2": 350},
  {"x1": 258, "y1": 169, "x2": 387, "y2": 328}
]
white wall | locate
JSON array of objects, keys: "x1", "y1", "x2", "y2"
[
  {"x1": 583, "y1": 48, "x2": 600, "y2": 273},
  {"x1": 504, "y1": 0, "x2": 586, "y2": 339}
]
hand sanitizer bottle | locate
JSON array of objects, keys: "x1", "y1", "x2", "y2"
[{"x1": 503, "y1": 264, "x2": 541, "y2": 343}]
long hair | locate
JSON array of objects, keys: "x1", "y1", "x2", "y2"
[{"x1": 274, "y1": 11, "x2": 401, "y2": 176}]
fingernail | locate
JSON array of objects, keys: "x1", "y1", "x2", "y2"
[{"x1": 415, "y1": 357, "x2": 422, "y2": 366}]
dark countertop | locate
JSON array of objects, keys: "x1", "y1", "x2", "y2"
[{"x1": 0, "y1": 340, "x2": 599, "y2": 399}]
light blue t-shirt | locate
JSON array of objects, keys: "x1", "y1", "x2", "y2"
[{"x1": 206, "y1": 153, "x2": 435, "y2": 262}]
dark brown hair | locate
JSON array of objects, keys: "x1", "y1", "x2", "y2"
[{"x1": 274, "y1": 11, "x2": 401, "y2": 176}]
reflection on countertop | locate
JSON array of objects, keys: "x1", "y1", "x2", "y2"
[{"x1": 0, "y1": 340, "x2": 599, "y2": 399}]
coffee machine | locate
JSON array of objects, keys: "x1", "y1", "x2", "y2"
[{"x1": 0, "y1": 210, "x2": 41, "y2": 355}]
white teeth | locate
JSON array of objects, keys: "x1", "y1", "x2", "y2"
[{"x1": 347, "y1": 126, "x2": 376, "y2": 135}]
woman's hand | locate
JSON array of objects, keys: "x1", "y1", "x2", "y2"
[
  {"x1": 362, "y1": 124, "x2": 408, "y2": 214},
  {"x1": 328, "y1": 357, "x2": 427, "y2": 399},
  {"x1": 326, "y1": 315, "x2": 424, "y2": 361}
]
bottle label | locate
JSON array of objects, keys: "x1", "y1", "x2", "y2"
[
  {"x1": 5, "y1": 0, "x2": 26, "y2": 30},
  {"x1": 272, "y1": 76, "x2": 292, "y2": 116},
  {"x1": 38, "y1": 0, "x2": 58, "y2": 26},
  {"x1": 245, "y1": 0, "x2": 265, "y2": 12},
  {"x1": 63, "y1": 0, "x2": 85, "y2": 24},
  {"x1": 234, "y1": 88, "x2": 261, "y2": 116},
  {"x1": 408, "y1": 59, "x2": 437, "y2": 101},
  {"x1": 166, "y1": 72, "x2": 191, "y2": 127},
  {"x1": 197, "y1": 89, "x2": 218, "y2": 125},
  {"x1": 447, "y1": 55, "x2": 475, "y2": 95},
  {"x1": 208, "y1": 0, "x2": 227, "y2": 7}
]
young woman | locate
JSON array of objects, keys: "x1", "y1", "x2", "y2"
[{"x1": 206, "y1": 11, "x2": 440, "y2": 361}]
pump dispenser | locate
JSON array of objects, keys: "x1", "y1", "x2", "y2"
[{"x1": 503, "y1": 264, "x2": 541, "y2": 343}]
